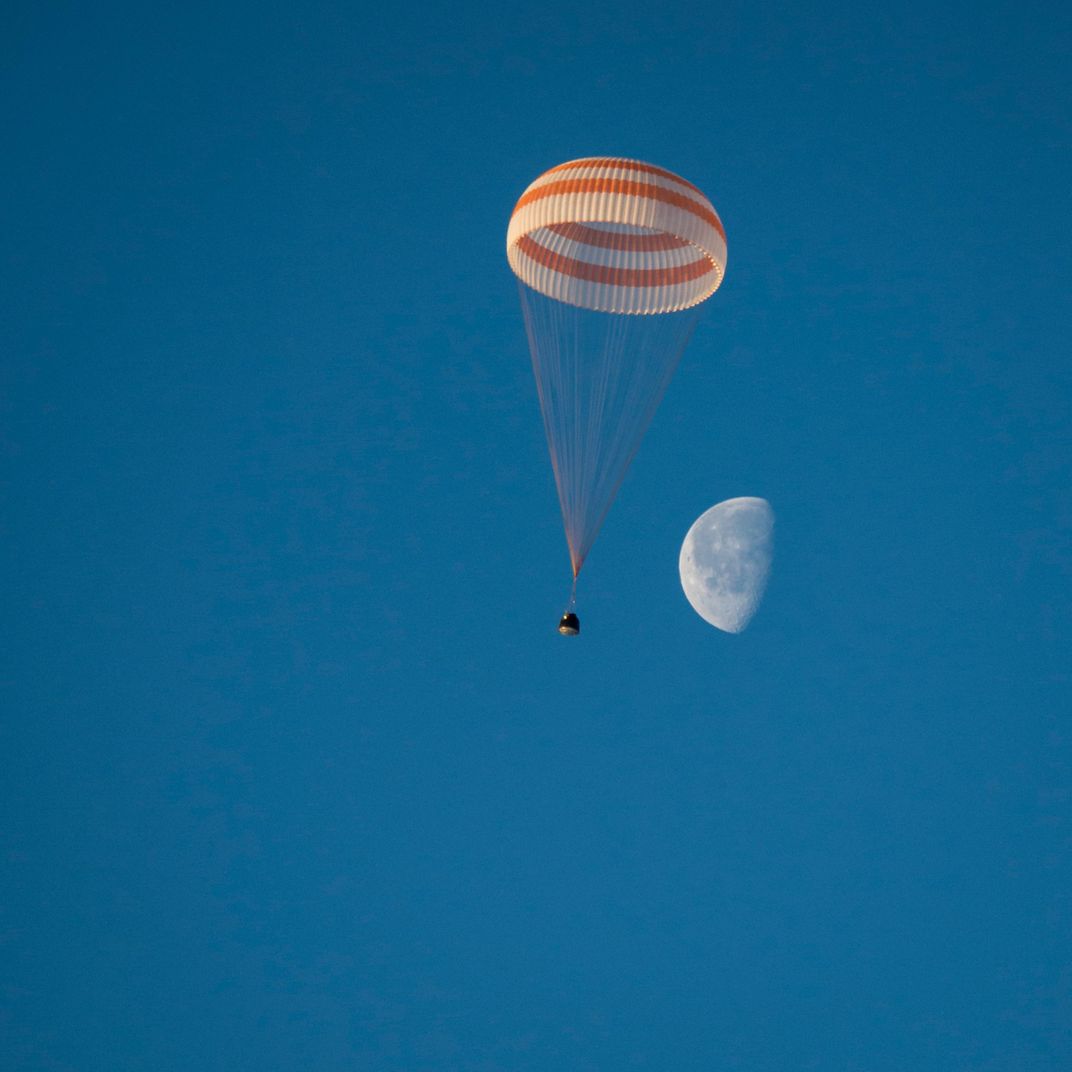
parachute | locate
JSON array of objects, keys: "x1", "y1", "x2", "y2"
[{"x1": 506, "y1": 157, "x2": 727, "y2": 632}]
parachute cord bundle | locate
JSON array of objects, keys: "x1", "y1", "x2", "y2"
[{"x1": 520, "y1": 281, "x2": 700, "y2": 578}]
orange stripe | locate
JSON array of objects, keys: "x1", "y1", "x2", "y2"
[
  {"x1": 542, "y1": 158, "x2": 706, "y2": 198},
  {"x1": 517, "y1": 234, "x2": 715, "y2": 289},
  {"x1": 513, "y1": 178, "x2": 726, "y2": 243},
  {"x1": 544, "y1": 222, "x2": 691, "y2": 252}
]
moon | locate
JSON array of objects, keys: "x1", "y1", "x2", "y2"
[{"x1": 679, "y1": 497, "x2": 774, "y2": 633}]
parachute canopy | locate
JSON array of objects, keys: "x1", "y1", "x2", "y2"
[
  {"x1": 507, "y1": 157, "x2": 726, "y2": 314},
  {"x1": 508, "y1": 157, "x2": 727, "y2": 583}
]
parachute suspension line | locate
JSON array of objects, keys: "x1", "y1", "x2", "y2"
[{"x1": 520, "y1": 280, "x2": 702, "y2": 580}]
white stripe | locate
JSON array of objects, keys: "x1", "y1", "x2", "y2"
[
  {"x1": 509, "y1": 245, "x2": 721, "y2": 315},
  {"x1": 530, "y1": 227, "x2": 711, "y2": 274}
]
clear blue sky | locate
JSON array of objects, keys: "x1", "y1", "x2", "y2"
[{"x1": 3, "y1": 2, "x2": 1071, "y2": 1069}]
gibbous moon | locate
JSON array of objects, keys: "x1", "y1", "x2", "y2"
[{"x1": 679, "y1": 497, "x2": 774, "y2": 633}]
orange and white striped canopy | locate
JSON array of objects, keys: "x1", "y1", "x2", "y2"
[{"x1": 506, "y1": 157, "x2": 727, "y2": 315}]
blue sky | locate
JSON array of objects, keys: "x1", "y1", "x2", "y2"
[{"x1": 3, "y1": 2, "x2": 1071, "y2": 1069}]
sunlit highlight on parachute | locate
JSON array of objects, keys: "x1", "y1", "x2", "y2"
[{"x1": 507, "y1": 158, "x2": 727, "y2": 634}]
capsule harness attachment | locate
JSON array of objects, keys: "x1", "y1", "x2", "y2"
[{"x1": 557, "y1": 576, "x2": 580, "y2": 635}]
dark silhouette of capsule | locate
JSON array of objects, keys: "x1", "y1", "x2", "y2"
[{"x1": 558, "y1": 612, "x2": 580, "y2": 636}]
